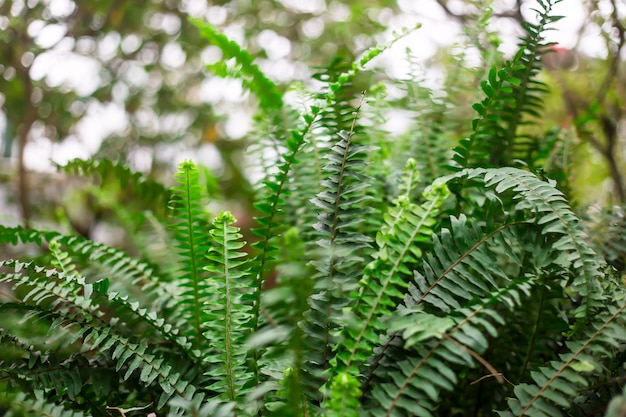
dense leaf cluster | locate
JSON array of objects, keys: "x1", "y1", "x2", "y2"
[{"x1": 2, "y1": 1, "x2": 626, "y2": 416}]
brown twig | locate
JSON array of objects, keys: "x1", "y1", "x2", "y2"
[{"x1": 446, "y1": 335, "x2": 510, "y2": 385}]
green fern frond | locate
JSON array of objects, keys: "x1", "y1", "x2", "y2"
[
  {"x1": 325, "y1": 372, "x2": 362, "y2": 417},
  {"x1": 507, "y1": 10, "x2": 564, "y2": 164},
  {"x1": 253, "y1": 227, "x2": 315, "y2": 416},
  {"x1": 406, "y1": 215, "x2": 523, "y2": 315},
  {"x1": 289, "y1": 26, "x2": 419, "y2": 240},
  {"x1": 302, "y1": 120, "x2": 376, "y2": 397},
  {"x1": 169, "y1": 160, "x2": 213, "y2": 351},
  {"x1": 251, "y1": 107, "x2": 320, "y2": 328},
  {"x1": 58, "y1": 158, "x2": 171, "y2": 217},
  {"x1": 327, "y1": 159, "x2": 449, "y2": 379},
  {"x1": 0, "y1": 336, "x2": 115, "y2": 405},
  {"x1": 0, "y1": 226, "x2": 175, "y2": 310},
  {"x1": 367, "y1": 277, "x2": 534, "y2": 417},
  {"x1": 446, "y1": 167, "x2": 604, "y2": 317},
  {"x1": 0, "y1": 260, "x2": 198, "y2": 409},
  {"x1": 451, "y1": 0, "x2": 562, "y2": 170},
  {"x1": 3, "y1": 391, "x2": 91, "y2": 417},
  {"x1": 203, "y1": 211, "x2": 254, "y2": 406},
  {"x1": 357, "y1": 212, "x2": 532, "y2": 414},
  {"x1": 498, "y1": 298, "x2": 626, "y2": 417},
  {"x1": 398, "y1": 50, "x2": 454, "y2": 181},
  {"x1": 190, "y1": 18, "x2": 283, "y2": 112},
  {"x1": 588, "y1": 205, "x2": 626, "y2": 274},
  {"x1": 167, "y1": 394, "x2": 236, "y2": 417}
]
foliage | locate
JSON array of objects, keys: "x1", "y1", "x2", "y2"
[{"x1": 2, "y1": 1, "x2": 626, "y2": 417}]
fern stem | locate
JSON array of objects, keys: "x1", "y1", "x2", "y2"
[
  {"x1": 382, "y1": 304, "x2": 488, "y2": 417},
  {"x1": 221, "y1": 219, "x2": 236, "y2": 401},
  {"x1": 446, "y1": 336, "x2": 505, "y2": 385},
  {"x1": 183, "y1": 168, "x2": 204, "y2": 350},
  {"x1": 413, "y1": 221, "x2": 528, "y2": 306},
  {"x1": 516, "y1": 277, "x2": 548, "y2": 382}
]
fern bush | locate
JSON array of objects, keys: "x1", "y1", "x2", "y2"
[{"x1": 2, "y1": 1, "x2": 625, "y2": 416}]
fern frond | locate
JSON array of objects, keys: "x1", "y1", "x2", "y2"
[
  {"x1": 507, "y1": 12, "x2": 564, "y2": 164},
  {"x1": 252, "y1": 227, "x2": 315, "y2": 415},
  {"x1": 58, "y1": 158, "x2": 171, "y2": 217},
  {"x1": 0, "y1": 226, "x2": 175, "y2": 310},
  {"x1": 251, "y1": 107, "x2": 320, "y2": 328},
  {"x1": 498, "y1": 298, "x2": 626, "y2": 417},
  {"x1": 327, "y1": 159, "x2": 449, "y2": 386},
  {"x1": 397, "y1": 50, "x2": 454, "y2": 182},
  {"x1": 451, "y1": 0, "x2": 562, "y2": 170},
  {"x1": 288, "y1": 26, "x2": 419, "y2": 241},
  {"x1": 445, "y1": 167, "x2": 604, "y2": 318},
  {"x1": 190, "y1": 18, "x2": 283, "y2": 112},
  {"x1": 167, "y1": 394, "x2": 236, "y2": 417},
  {"x1": 3, "y1": 391, "x2": 91, "y2": 417},
  {"x1": 169, "y1": 160, "x2": 213, "y2": 351},
  {"x1": 302, "y1": 117, "x2": 376, "y2": 397},
  {"x1": 367, "y1": 277, "x2": 534, "y2": 417},
  {"x1": 588, "y1": 205, "x2": 626, "y2": 273},
  {"x1": 203, "y1": 211, "x2": 254, "y2": 407},
  {"x1": 0, "y1": 259, "x2": 198, "y2": 409}
]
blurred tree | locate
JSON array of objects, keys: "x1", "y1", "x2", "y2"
[
  {"x1": 0, "y1": 0, "x2": 398, "y2": 231},
  {"x1": 0, "y1": 0, "x2": 624, "y2": 234}
]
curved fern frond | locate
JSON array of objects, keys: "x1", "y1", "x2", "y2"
[
  {"x1": 3, "y1": 391, "x2": 91, "y2": 417},
  {"x1": 58, "y1": 158, "x2": 171, "y2": 217},
  {"x1": 498, "y1": 297, "x2": 626, "y2": 417},
  {"x1": 367, "y1": 277, "x2": 534, "y2": 417},
  {"x1": 445, "y1": 167, "x2": 604, "y2": 318},
  {"x1": 0, "y1": 259, "x2": 197, "y2": 410},
  {"x1": 0, "y1": 226, "x2": 175, "y2": 310},
  {"x1": 190, "y1": 18, "x2": 283, "y2": 112}
]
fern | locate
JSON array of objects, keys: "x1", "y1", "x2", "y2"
[
  {"x1": 251, "y1": 106, "x2": 320, "y2": 326},
  {"x1": 498, "y1": 296, "x2": 626, "y2": 417},
  {"x1": 169, "y1": 161, "x2": 213, "y2": 352},
  {"x1": 3, "y1": 391, "x2": 91, "y2": 417},
  {"x1": 325, "y1": 159, "x2": 449, "y2": 412},
  {"x1": 367, "y1": 275, "x2": 535, "y2": 417},
  {"x1": 0, "y1": 258, "x2": 198, "y2": 410},
  {"x1": 3, "y1": 2, "x2": 623, "y2": 416},
  {"x1": 451, "y1": 0, "x2": 562, "y2": 170},
  {"x1": 191, "y1": 18, "x2": 283, "y2": 112},
  {"x1": 58, "y1": 158, "x2": 171, "y2": 217},
  {"x1": 301, "y1": 121, "x2": 375, "y2": 399},
  {"x1": 448, "y1": 167, "x2": 605, "y2": 318},
  {"x1": 203, "y1": 211, "x2": 254, "y2": 409}
]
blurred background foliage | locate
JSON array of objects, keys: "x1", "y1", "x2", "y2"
[{"x1": 0, "y1": 0, "x2": 624, "y2": 248}]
